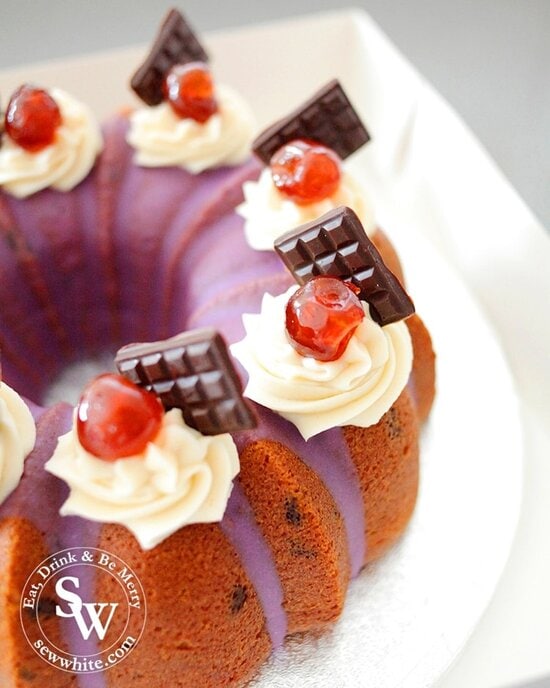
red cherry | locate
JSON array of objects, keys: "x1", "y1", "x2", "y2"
[
  {"x1": 5, "y1": 85, "x2": 62, "y2": 152},
  {"x1": 77, "y1": 374, "x2": 164, "y2": 461},
  {"x1": 285, "y1": 277, "x2": 365, "y2": 362},
  {"x1": 163, "y1": 62, "x2": 218, "y2": 123},
  {"x1": 270, "y1": 139, "x2": 342, "y2": 205}
]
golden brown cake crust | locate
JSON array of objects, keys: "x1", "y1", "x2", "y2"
[
  {"x1": 238, "y1": 440, "x2": 350, "y2": 634},
  {"x1": 407, "y1": 313, "x2": 437, "y2": 423},
  {"x1": 0, "y1": 517, "x2": 76, "y2": 688},
  {"x1": 0, "y1": 308, "x2": 435, "y2": 688},
  {"x1": 95, "y1": 522, "x2": 270, "y2": 688},
  {"x1": 344, "y1": 390, "x2": 420, "y2": 563},
  {"x1": 373, "y1": 227, "x2": 405, "y2": 285}
]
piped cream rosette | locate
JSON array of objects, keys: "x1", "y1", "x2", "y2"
[
  {"x1": 45, "y1": 409, "x2": 239, "y2": 550},
  {"x1": 127, "y1": 84, "x2": 255, "y2": 173},
  {"x1": 238, "y1": 167, "x2": 377, "y2": 251},
  {"x1": 231, "y1": 287, "x2": 413, "y2": 440},
  {"x1": 0, "y1": 88, "x2": 102, "y2": 198},
  {"x1": 238, "y1": 78, "x2": 375, "y2": 251},
  {"x1": 0, "y1": 383, "x2": 36, "y2": 504}
]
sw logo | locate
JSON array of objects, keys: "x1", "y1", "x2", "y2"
[
  {"x1": 20, "y1": 547, "x2": 147, "y2": 674},
  {"x1": 55, "y1": 576, "x2": 119, "y2": 641}
]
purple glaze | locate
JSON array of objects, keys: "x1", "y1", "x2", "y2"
[
  {"x1": 0, "y1": 402, "x2": 74, "y2": 552},
  {"x1": 0, "y1": 115, "x2": 261, "y2": 403},
  {"x1": 178, "y1": 203, "x2": 368, "y2": 577},
  {"x1": 0, "y1": 112, "x2": 371, "y2": 685},
  {"x1": 100, "y1": 116, "x2": 262, "y2": 344},
  {"x1": 0, "y1": 191, "x2": 69, "y2": 400},
  {"x1": 234, "y1": 407, "x2": 366, "y2": 579},
  {"x1": 188, "y1": 271, "x2": 293, "y2": 345},
  {"x1": 53, "y1": 553, "x2": 106, "y2": 688},
  {"x1": 187, "y1": 259, "x2": 367, "y2": 575},
  {"x1": 7, "y1": 187, "x2": 87, "y2": 356},
  {"x1": 25, "y1": 396, "x2": 47, "y2": 424},
  {"x1": 221, "y1": 481, "x2": 287, "y2": 650},
  {"x1": 177, "y1": 200, "x2": 285, "y2": 332},
  {"x1": 0, "y1": 402, "x2": 105, "y2": 688},
  {"x1": 190, "y1": 264, "x2": 367, "y2": 585},
  {"x1": 188, "y1": 251, "x2": 367, "y2": 577},
  {"x1": 162, "y1": 161, "x2": 264, "y2": 337}
]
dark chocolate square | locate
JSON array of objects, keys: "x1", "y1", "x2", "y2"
[
  {"x1": 274, "y1": 206, "x2": 414, "y2": 325},
  {"x1": 252, "y1": 80, "x2": 370, "y2": 164},
  {"x1": 130, "y1": 8, "x2": 209, "y2": 106},
  {"x1": 115, "y1": 329, "x2": 256, "y2": 435}
]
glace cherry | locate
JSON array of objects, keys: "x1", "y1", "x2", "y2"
[
  {"x1": 77, "y1": 374, "x2": 164, "y2": 461},
  {"x1": 5, "y1": 85, "x2": 62, "y2": 152},
  {"x1": 163, "y1": 62, "x2": 218, "y2": 124},
  {"x1": 286, "y1": 276, "x2": 365, "y2": 362},
  {"x1": 270, "y1": 139, "x2": 342, "y2": 205}
]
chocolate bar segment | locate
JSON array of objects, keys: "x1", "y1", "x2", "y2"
[
  {"x1": 253, "y1": 79, "x2": 370, "y2": 165},
  {"x1": 130, "y1": 8, "x2": 209, "y2": 106},
  {"x1": 275, "y1": 206, "x2": 414, "y2": 325},
  {"x1": 115, "y1": 329, "x2": 256, "y2": 435}
]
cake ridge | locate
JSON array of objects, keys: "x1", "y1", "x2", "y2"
[
  {"x1": 94, "y1": 114, "x2": 135, "y2": 349},
  {"x1": 159, "y1": 157, "x2": 262, "y2": 338},
  {"x1": 0, "y1": 327, "x2": 44, "y2": 398},
  {"x1": 68, "y1": 179, "x2": 104, "y2": 355},
  {"x1": 0, "y1": 192, "x2": 74, "y2": 374},
  {"x1": 110, "y1": 148, "x2": 200, "y2": 344},
  {"x1": 236, "y1": 404, "x2": 365, "y2": 577},
  {"x1": 187, "y1": 271, "x2": 294, "y2": 334},
  {"x1": 220, "y1": 480, "x2": 287, "y2": 650},
  {"x1": 0, "y1": 403, "x2": 74, "y2": 548}
]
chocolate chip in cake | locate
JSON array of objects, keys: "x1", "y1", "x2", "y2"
[
  {"x1": 275, "y1": 206, "x2": 415, "y2": 326},
  {"x1": 252, "y1": 79, "x2": 370, "y2": 165},
  {"x1": 22, "y1": 596, "x2": 57, "y2": 621},
  {"x1": 284, "y1": 496, "x2": 302, "y2": 526},
  {"x1": 36, "y1": 596, "x2": 58, "y2": 619},
  {"x1": 130, "y1": 8, "x2": 209, "y2": 106},
  {"x1": 385, "y1": 406, "x2": 402, "y2": 440},
  {"x1": 18, "y1": 666, "x2": 37, "y2": 682},
  {"x1": 290, "y1": 540, "x2": 318, "y2": 559},
  {"x1": 115, "y1": 328, "x2": 257, "y2": 436},
  {"x1": 230, "y1": 584, "x2": 248, "y2": 614}
]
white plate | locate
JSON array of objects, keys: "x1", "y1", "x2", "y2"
[
  {"x1": 249, "y1": 229, "x2": 522, "y2": 688},
  {"x1": 2, "y1": 9, "x2": 543, "y2": 687}
]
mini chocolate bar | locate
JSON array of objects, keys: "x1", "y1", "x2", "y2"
[
  {"x1": 115, "y1": 329, "x2": 256, "y2": 435},
  {"x1": 130, "y1": 8, "x2": 209, "y2": 106},
  {"x1": 252, "y1": 79, "x2": 370, "y2": 165},
  {"x1": 274, "y1": 206, "x2": 414, "y2": 325}
]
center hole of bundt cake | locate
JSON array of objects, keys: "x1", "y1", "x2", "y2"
[{"x1": 43, "y1": 354, "x2": 117, "y2": 406}]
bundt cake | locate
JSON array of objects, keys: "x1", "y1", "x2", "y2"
[{"x1": 0, "y1": 8, "x2": 436, "y2": 687}]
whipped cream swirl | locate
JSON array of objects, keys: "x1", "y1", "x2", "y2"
[
  {"x1": 0, "y1": 88, "x2": 102, "y2": 198},
  {"x1": 237, "y1": 167, "x2": 377, "y2": 251},
  {"x1": 231, "y1": 287, "x2": 412, "y2": 440},
  {"x1": 45, "y1": 409, "x2": 240, "y2": 550},
  {"x1": 127, "y1": 85, "x2": 255, "y2": 173},
  {"x1": 0, "y1": 383, "x2": 36, "y2": 505}
]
